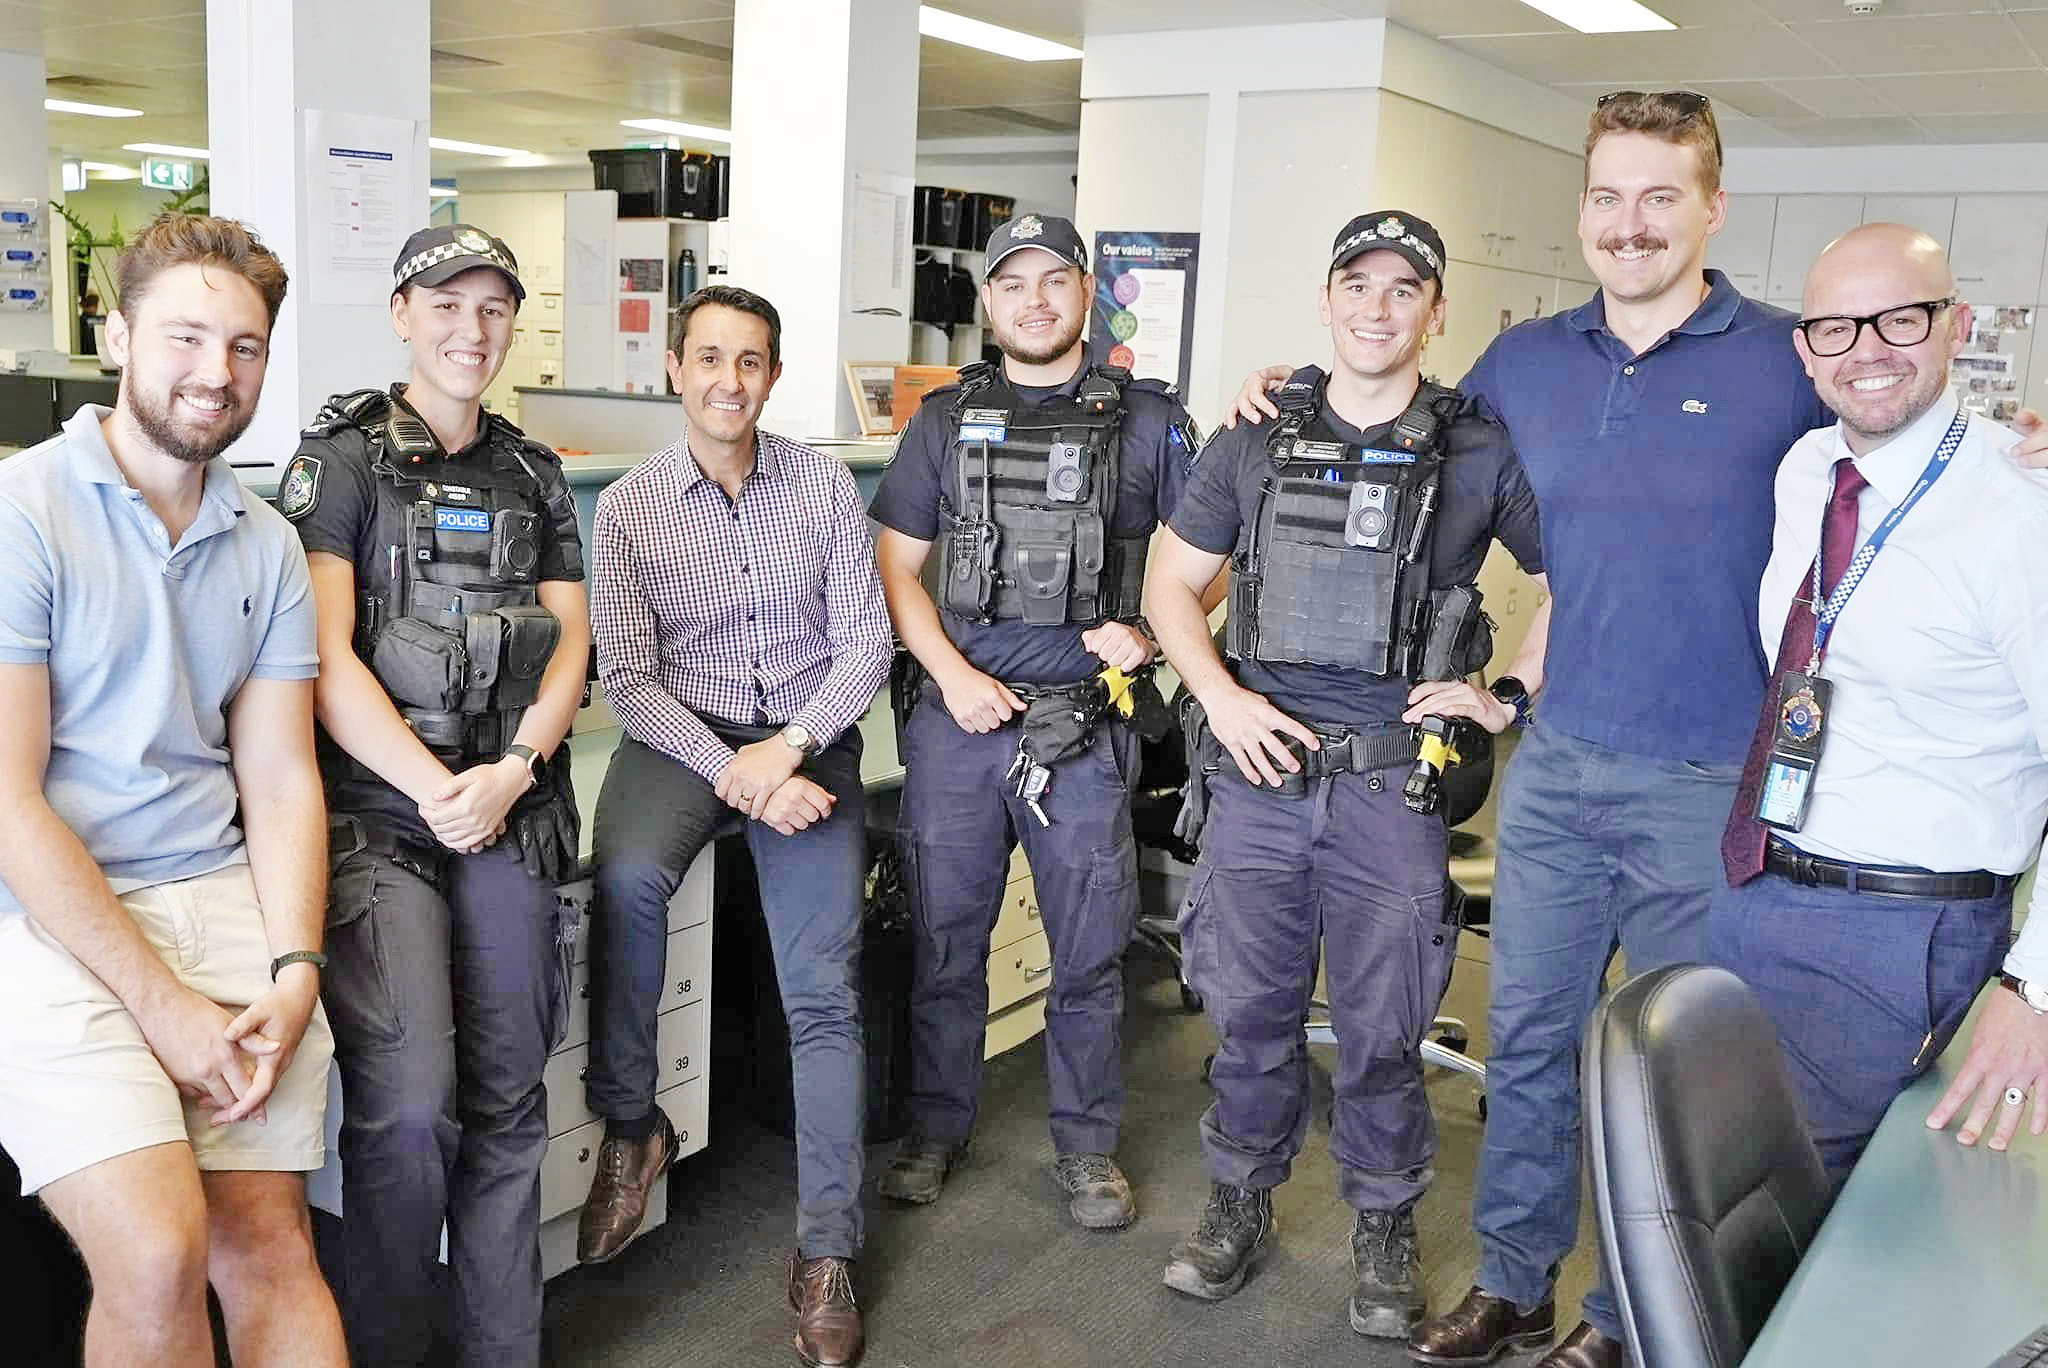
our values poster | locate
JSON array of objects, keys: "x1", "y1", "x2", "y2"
[{"x1": 1090, "y1": 231, "x2": 1199, "y2": 394}]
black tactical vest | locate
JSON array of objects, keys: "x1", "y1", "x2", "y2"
[
  {"x1": 318, "y1": 388, "x2": 562, "y2": 762},
  {"x1": 1226, "y1": 371, "x2": 1489, "y2": 682},
  {"x1": 935, "y1": 361, "x2": 1150, "y2": 627}
]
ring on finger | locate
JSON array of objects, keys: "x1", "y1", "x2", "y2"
[{"x1": 2005, "y1": 1086, "x2": 2027, "y2": 1108}]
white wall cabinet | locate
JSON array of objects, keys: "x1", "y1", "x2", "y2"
[
  {"x1": 1952, "y1": 194, "x2": 2048, "y2": 306},
  {"x1": 1766, "y1": 196, "x2": 1865, "y2": 300},
  {"x1": 1712, "y1": 195, "x2": 1778, "y2": 299}
]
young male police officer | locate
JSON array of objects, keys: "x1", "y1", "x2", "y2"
[
  {"x1": 870, "y1": 213, "x2": 1201, "y2": 1228},
  {"x1": 1147, "y1": 212, "x2": 1544, "y2": 1339}
]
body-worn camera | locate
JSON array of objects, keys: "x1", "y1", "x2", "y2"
[
  {"x1": 1046, "y1": 440, "x2": 1089, "y2": 502},
  {"x1": 1345, "y1": 480, "x2": 1399, "y2": 550},
  {"x1": 489, "y1": 509, "x2": 543, "y2": 582}
]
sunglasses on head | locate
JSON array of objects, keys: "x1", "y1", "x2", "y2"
[{"x1": 1597, "y1": 90, "x2": 1713, "y2": 117}]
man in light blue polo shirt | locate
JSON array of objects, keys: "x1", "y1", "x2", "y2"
[{"x1": 0, "y1": 213, "x2": 345, "y2": 1367}]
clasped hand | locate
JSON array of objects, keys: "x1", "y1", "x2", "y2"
[{"x1": 419, "y1": 756, "x2": 530, "y2": 854}]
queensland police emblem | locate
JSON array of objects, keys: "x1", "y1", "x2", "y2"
[
  {"x1": 1012, "y1": 215, "x2": 1043, "y2": 239},
  {"x1": 1377, "y1": 216, "x2": 1406, "y2": 238},
  {"x1": 456, "y1": 227, "x2": 495, "y2": 254},
  {"x1": 278, "y1": 454, "x2": 322, "y2": 521},
  {"x1": 1778, "y1": 685, "x2": 1823, "y2": 743}
]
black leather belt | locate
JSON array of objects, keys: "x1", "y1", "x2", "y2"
[
  {"x1": 1296, "y1": 721, "x2": 1418, "y2": 777},
  {"x1": 1764, "y1": 837, "x2": 2012, "y2": 900}
]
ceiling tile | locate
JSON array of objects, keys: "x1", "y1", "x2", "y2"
[
  {"x1": 1915, "y1": 110, "x2": 2048, "y2": 142},
  {"x1": 1764, "y1": 114, "x2": 1933, "y2": 142},
  {"x1": 1446, "y1": 25, "x2": 1841, "y2": 84},
  {"x1": 1753, "y1": 0, "x2": 1985, "y2": 18},
  {"x1": 1788, "y1": 13, "x2": 2029, "y2": 75},
  {"x1": 1687, "y1": 79, "x2": 1823, "y2": 119},
  {"x1": 1716, "y1": 110, "x2": 1800, "y2": 146},
  {"x1": 1763, "y1": 75, "x2": 1900, "y2": 117},
  {"x1": 1861, "y1": 67, "x2": 2048, "y2": 116}
]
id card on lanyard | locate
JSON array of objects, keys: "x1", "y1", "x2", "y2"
[{"x1": 1757, "y1": 409, "x2": 1969, "y2": 830}]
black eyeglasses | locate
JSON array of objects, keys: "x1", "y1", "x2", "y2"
[
  {"x1": 1795, "y1": 299, "x2": 1956, "y2": 357},
  {"x1": 1597, "y1": 90, "x2": 1712, "y2": 118}
]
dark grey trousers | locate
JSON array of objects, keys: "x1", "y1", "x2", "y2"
[{"x1": 585, "y1": 730, "x2": 869, "y2": 1259}]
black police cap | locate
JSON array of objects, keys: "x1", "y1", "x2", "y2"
[
  {"x1": 982, "y1": 213, "x2": 1088, "y2": 280},
  {"x1": 1328, "y1": 211, "x2": 1447, "y2": 286},
  {"x1": 392, "y1": 224, "x2": 526, "y2": 301}
]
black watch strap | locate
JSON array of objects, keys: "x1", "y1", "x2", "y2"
[
  {"x1": 1489, "y1": 674, "x2": 1532, "y2": 727},
  {"x1": 504, "y1": 743, "x2": 541, "y2": 783},
  {"x1": 271, "y1": 949, "x2": 328, "y2": 981}
]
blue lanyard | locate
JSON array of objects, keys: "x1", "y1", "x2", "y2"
[{"x1": 1807, "y1": 408, "x2": 1969, "y2": 672}]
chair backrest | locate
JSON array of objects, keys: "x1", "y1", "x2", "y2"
[{"x1": 1584, "y1": 964, "x2": 1831, "y2": 1368}]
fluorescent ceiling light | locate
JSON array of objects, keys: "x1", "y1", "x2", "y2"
[
  {"x1": 46, "y1": 98, "x2": 145, "y2": 118},
  {"x1": 620, "y1": 118, "x2": 731, "y2": 143},
  {"x1": 81, "y1": 161, "x2": 140, "y2": 180},
  {"x1": 1514, "y1": 0, "x2": 1675, "y2": 33},
  {"x1": 918, "y1": 6, "x2": 1081, "y2": 61},
  {"x1": 124, "y1": 142, "x2": 210, "y2": 159},
  {"x1": 429, "y1": 136, "x2": 532, "y2": 158}
]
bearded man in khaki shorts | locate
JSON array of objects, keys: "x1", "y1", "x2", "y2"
[{"x1": 0, "y1": 214, "x2": 344, "y2": 1367}]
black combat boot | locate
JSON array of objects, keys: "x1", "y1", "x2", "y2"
[
  {"x1": 1162, "y1": 1182, "x2": 1275, "y2": 1301},
  {"x1": 1349, "y1": 1203, "x2": 1427, "y2": 1338}
]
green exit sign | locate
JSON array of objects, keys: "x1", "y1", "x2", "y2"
[{"x1": 143, "y1": 158, "x2": 194, "y2": 191}]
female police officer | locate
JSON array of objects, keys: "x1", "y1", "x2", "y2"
[{"x1": 278, "y1": 225, "x2": 589, "y2": 1368}]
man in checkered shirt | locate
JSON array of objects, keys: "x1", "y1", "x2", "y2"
[{"x1": 577, "y1": 284, "x2": 891, "y2": 1368}]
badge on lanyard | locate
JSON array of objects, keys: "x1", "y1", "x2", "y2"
[{"x1": 1756, "y1": 670, "x2": 1832, "y2": 830}]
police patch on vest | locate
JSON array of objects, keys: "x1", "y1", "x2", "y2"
[
  {"x1": 435, "y1": 506, "x2": 493, "y2": 532},
  {"x1": 1358, "y1": 448, "x2": 1419, "y2": 464},
  {"x1": 959, "y1": 407, "x2": 1008, "y2": 443},
  {"x1": 278, "y1": 455, "x2": 321, "y2": 520}
]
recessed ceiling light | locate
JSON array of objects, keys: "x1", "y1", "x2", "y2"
[
  {"x1": 620, "y1": 118, "x2": 731, "y2": 143},
  {"x1": 429, "y1": 136, "x2": 533, "y2": 158},
  {"x1": 46, "y1": 98, "x2": 145, "y2": 118},
  {"x1": 1515, "y1": 0, "x2": 1675, "y2": 33},
  {"x1": 917, "y1": 6, "x2": 1081, "y2": 61},
  {"x1": 124, "y1": 142, "x2": 211, "y2": 160}
]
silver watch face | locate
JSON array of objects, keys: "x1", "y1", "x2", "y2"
[
  {"x1": 782, "y1": 724, "x2": 813, "y2": 752},
  {"x1": 2023, "y1": 978, "x2": 2048, "y2": 1012}
]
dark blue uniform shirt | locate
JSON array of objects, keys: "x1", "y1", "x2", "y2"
[
  {"x1": 1169, "y1": 396, "x2": 1543, "y2": 725},
  {"x1": 869, "y1": 360, "x2": 1198, "y2": 685},
  {"x1": 1461, "y1": 270, "x2": 1830, "y2": 765}
]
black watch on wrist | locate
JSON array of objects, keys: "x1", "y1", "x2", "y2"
[
  {"x1": 1489, "y1": 675, "x2": 1532, "y2": 728},
  {"x1": 503, "y1": 743, "x2": 541, "y2": 786},
  {"x1": 271, "y1": 950, "x2": 328, "y2": 981}
]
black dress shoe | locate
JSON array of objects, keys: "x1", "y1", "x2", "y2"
[
  {"x1": 1534, "y1": 1322, "x2": 1624, "y2": 1368},
  {"x1": 1408, "y1": 1285, "x2": 1556, "y2": 1366}
]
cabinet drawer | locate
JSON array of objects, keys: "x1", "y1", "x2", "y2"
[
  {"x1": 655, "y1": 1074, "x2": 709, "y2": 1161},
  {"x1": 560, "y1": 845, "x2": 714, "y2": 970},
  {"x1": 539, "y1": 1075, "x2": 710, "y2": 1222},
  {"x1": 559, "y1": 919, "x2": 711, "y2": 1051},
  {"x1": 987, "y1": 928, "x2": 1053, "y2": 1014},
  {"x1": 985, "y1": 992, "x2": 1047, "y2": 1060},
  {"x1": 1006, "y1": 844, "x2": 1031, "y2": 882},
  {"x1": 542, "y1": 1045, "x2": 596, "y2": 1139},
  {"x1": 989, "y1": 874, "x2": 1041, "y2": 953},
  {"x1": 542, "y1": 998, "x2": 710, "y2": 1141}
]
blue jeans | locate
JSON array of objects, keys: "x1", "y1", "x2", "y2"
[
  {"x1": 1473, "y1": 724, "x2": 1737, "y2": 1335},
  {"x1": 587, "y1": 730, "x2": 869, "y2": 1259},
  {"x1": 1180, "y1": 762, "x2": 1457, "y2": 1210},
  {"x1": 1706, "y1": 873, "x2": 2011, "y2": 1183}
]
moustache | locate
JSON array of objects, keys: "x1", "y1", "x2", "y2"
[{"x1": 1599, "y1": 233, "x2": 1667, "y2": 254}]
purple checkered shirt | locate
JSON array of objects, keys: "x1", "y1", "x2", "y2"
[{"x1": 592, "y1": 429, "x2": 893, "y2": 782}]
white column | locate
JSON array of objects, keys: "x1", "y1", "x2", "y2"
[
  {"x1": 207, "y1": 0, "x2": 430, "y2": 478},
  {"x1": 727, "y1": 0, "x2": 920, "y2": 439},
  {"x1": 0, "y1": 47, "x2": 53, "y2": 356}
]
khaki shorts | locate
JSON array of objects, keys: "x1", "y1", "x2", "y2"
[{"x1": 0, "y1": 862, "x2": 333, "y2": 1195}]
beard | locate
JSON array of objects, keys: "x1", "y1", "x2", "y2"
[
  {"x1": 995, "y1": 310, "x2": 1086, "y2": 367},
  {"x1": 125, "y1": 379, "x2": 254, "y2": 465}
]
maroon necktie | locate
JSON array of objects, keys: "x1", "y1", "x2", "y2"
[{"x1": 1721, "y1": 457, "x2": 1869, "y2": 885}]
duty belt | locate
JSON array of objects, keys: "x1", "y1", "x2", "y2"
[
  {"x1": 1763, "y1": 837, "x2": 2011, "y2": 900},
  {"x1": 1287, "y1": 721, "x2": 1420, "y2": 778},
  {"x1": 330, "y1": 813, "x2": 446, "y2": 885}
]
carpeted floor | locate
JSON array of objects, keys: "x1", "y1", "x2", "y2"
[{"x1": 540, "y1": 936, "x2": 1600, "y2": 1368}]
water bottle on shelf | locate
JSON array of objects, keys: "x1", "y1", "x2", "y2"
[{"x1": 676, "y1": 248, "x2": 698, "y2": 301}]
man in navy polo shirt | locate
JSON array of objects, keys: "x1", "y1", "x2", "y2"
[{"x1": 1232, "y1": 94, "x2": 2048, "y2": 1368}]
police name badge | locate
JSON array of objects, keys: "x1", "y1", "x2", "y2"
[
  {"x1": 959, "y1": 407, "x2": 1008, "y2": 443},
  {"x1": 278, "y1": 454, "x2": 321, "y2": 521},
  {"x1": 1756, "y1": 670, "x2": 1832, "y2": 831}
]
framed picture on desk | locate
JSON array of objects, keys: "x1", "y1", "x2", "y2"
[{"x1": 844, "y1": 363, "x2": 898, "y2": 437}]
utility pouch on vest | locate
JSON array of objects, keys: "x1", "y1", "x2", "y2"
[
  {"x1": 1255, "y1": 477, "x2": 1400, "y2": 675},
  {"x1": 1418, "y1": 585, "x2": 1494, "y2": 681},
  {"x1": 463, "y1": 612, "x2": 502, "y2": 710},
  {"x1": 492, "y1": 603, "x2": 561, "y2": 710},
  {"x1": 942, "y1": 515, "x2": 999, "y2": 618},
  {"x1": 1000, "y1": 506, "x2": 1084, "y2": 625},
  {"x1": 373, "y1": 617, "x2": 467, "y2": 711}
]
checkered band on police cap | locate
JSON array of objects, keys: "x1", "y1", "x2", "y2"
[{"x1": 392, "y1": 224, "x2": 526, "y2": 300}]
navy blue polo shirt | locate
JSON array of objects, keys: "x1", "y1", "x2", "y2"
[
  {"x1": 870, "y1": 360, "x2": 1197, "y2": 685},
  {"x1": 1462, "y1": 270, "x2": 1830, "y2": 765}
]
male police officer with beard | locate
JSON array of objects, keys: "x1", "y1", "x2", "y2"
[
  {"x1": 1144, "y1": 213, "x2": 1544, "y2": 1338},
  {"x1": 870, "y1": 213, "x2": 1201, "y2": 1229}
]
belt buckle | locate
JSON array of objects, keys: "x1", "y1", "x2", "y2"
[
  {"x1": 1790, "y1": 849, "x2": 1823, "y2": 887},
  {"x1": 1340, "y1": 730, "x2": 1367, "y2": 774}
]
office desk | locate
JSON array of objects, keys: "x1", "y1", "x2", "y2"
[{"x1": 1743, "y1": 995, "x2": 2048, "y2": 1367}]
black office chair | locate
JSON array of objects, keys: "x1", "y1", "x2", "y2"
[{"x1": 1584, "y1": 964, "x2": 1831, "y2": 1368}]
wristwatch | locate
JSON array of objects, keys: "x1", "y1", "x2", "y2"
[
  {"x1": 503, "y1": 743, "x2": 541, "y2": 787},
  {"x1": 779, "y1": 723, "x2": 816, "y2": 756},
  {"x1": 1999, "y1": 970, "x2": 2048, "y2": 1014},
  {"x1": 271, "y1": 949, "x2": 328, "y2": 982},
  {"x1": 1488, "y1": 675, "x2": 1532, "y2": 728}
]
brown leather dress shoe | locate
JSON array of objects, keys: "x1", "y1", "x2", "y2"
[
  {"x1": 1533, "y1": 1322, "x2": 1624, "y2": 1368},
  {"x1": 787, "y1": 1251, "x2": 865, "y2": 1367},
  {"x1": 576, "y1": 1109, "x2": 678, "y2": 1264},
  {"x1": 1409, "y1": 1285, "x2": 1556, "y2": 1365}
]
